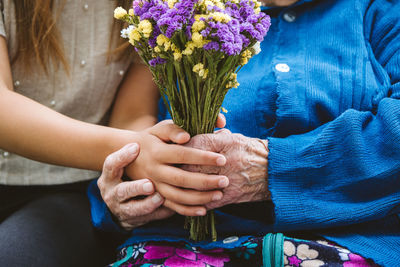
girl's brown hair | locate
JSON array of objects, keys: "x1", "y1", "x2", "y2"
[{"x1": 12, "y1": 0, "x2": 132, "y2": 74}]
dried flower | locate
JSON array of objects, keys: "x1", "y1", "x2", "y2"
[
  {"x1": 114, "y1": 7, "x2": 127, "y2": 19},
  {"x1": 114, "y1": 0, "x2": 270, "y2": 241}
]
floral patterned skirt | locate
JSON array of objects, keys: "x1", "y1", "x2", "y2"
[{"x1": 109, "y1": 236, "x2": 379, "y2": 267}]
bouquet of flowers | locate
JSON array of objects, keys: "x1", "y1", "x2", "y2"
[{"x1": 114, "y1": 0, "x2": 270, "y2": 241}]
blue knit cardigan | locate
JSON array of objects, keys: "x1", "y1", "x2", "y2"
[{"x1": 88, "y1": 0, "x2": 400, "y2": 265}]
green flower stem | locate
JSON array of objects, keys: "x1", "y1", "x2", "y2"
[{"x1": 144, "y1": 51, "x2": 241, "y2": 242}]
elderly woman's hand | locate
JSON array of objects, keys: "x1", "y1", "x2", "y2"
[
  {"x1": 124, "y1": 120, "x2": 229, "y2": 217},
  {"x1": 97, "y1": 143, "x2": 175, "y2": 231},
  {"x1": 184, "y1": 130, "x2": 271, "y2": 210}
]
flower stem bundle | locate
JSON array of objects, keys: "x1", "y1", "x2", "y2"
[{"x1": 115, "y1": 0, "x2": 270, "y2": 242}]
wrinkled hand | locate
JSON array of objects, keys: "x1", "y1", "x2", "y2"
[
  {"x1": 125, "y1": 120, "x2": 229, "y2": 217},
  {"x1": 184, "y1": 130, "x2": 270, "y2": 210},
  {"x1": 98, "y1": 143, "x2": 175, "y2": 230}
]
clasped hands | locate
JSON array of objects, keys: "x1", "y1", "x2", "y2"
[{"x1": 98, "y1": 118, "x2": 270, "y2": 230}]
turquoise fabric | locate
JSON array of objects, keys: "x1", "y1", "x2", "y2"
[
  {"x1": 88, "y1": 0, "x2": 400, "y2": 266},
  {"x1": 263, "y1": 233, "x2": 284, "y2": 267}
]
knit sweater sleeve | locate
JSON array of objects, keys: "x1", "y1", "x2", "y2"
[
  {"x1": 267, "y1": 1, "x2": 400, "y2": 232},
  {"x1": 87, "y1": 179, "x2": 128, "y2": 233}
]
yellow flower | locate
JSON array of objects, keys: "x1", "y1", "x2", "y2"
[
  {"x1": 195, "y1": 14, "x2": 209, "y2": 21},
  {"x1": 193, "y1": 63, "x2": 208, "y2": 79},
  {"x1": 191, "y1": 33, "x2": 210, "y2": 48},
  {"x1": 154, "y1": 46, "x2": 161, "y2": 53},
  {"x1": 226, "y1": 73, "x2": 239, "y2": 88},
  {"x1": 252, "y1": 0, "x2": 261, "y2": 13},
  {"x1": 129, "y1": 28, "x2": 141, "y2": 43},
  {"x1": 193, "y1": 63, "x2": 204, "y2": 73},
  {"x1": 200, "y1": 0, "x2": 225, "y2": 10},
  {"x1": 183, "y1": 42, "x2": 196, "y2": 55},
  {"x1": 173, "y1": 51, "x2": 182, "y2": 61},
  {"x1": 240, "y1": 49, "x2": 252, "y2": 65},
  {"x1": 215, "y1": 1, "x2": 225, "y2": 10},
  {"x1": 192, "y1": 20, "x2": 206, "y2": 32},
  {"x1": 203, "y1": 69, "x2": 209, "y2": 79},
  {"x1": 129, "y1": 8, "x2": 135, "y2": 16},
  {"x1": 171, "y1": 43, "x2": 177, "y2": 51},
  {"x1": 164, "y1": 41, "x2": 172, "y2": 51},
  {"x1": 204, "y1": 0, "x2": 224, "y2": 10},
  {"x1": 226, "y1": 81, "x2": 240, "y2": 88},
  {"x1": 204, "y1": 0, "x2": 214, "y2": 7},
  {"x1": 168, "y1": 0, "x2": 177, "y2": 8},
  {"x1": 192, "y1": 32, "x2": 203, "y2": 45},
  {"x1": 210, "y1": 12, "x2": 231, "y2": 23},
  {"x1": 156, "y1": 35, "x2": 169, "y2": 46},
  {"x1": 114, "y1": 7, "x2": 128, "y2": 19},
  {"x1": 198, "y1": 69, "x2": 205, "y2": 77},
  {"x1": 138, "y1": 20, "x2": 153, "y2": 38},
  {"x1": 196, "y1": 68, "x2": 209, "y2": 79}
]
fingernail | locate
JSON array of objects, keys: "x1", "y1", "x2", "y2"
[
  {"x1": 216, "y1": 156, "x2": 226, "y2": 166},
  {"x1": 142, "y1": 182, "x2": 153, "y2": 193},
  {"x1": 177, "y1": 132, "x2": 189, "y2": 141},
  {"x1": 212, "y1": 193, "x2": 222, "y2": 201},
  {"x1": 196, "y1": 209, "x2": 206, "y2": 216},
  {"x1": 151, "y1": 193, "x2": 163, "y2": 204},
  {"x1": 127, "y1": 143, "x2": 138, "y2": 154},
  {"x1": 218, "y1": 177, "x2": 229, "y2": 188}
]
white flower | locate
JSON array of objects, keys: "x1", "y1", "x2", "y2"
[
  {"x1": 120, "y1": 25, "x2": 135, "y2": 39},
  {"x1": 130, "y1": 243, "x2": 147, "y2": 259},
  {"x1": 284, "y1": 241, "x2": 324, "y2": 267},
  {"x1": 251, "y1": 42, "x2": 261, "y2": 55}
]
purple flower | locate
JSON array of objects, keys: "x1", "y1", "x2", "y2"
[
  {"x1": 129, "y1": 0, "x2": 270, "y2": 56},
  {"x1": 203, "y1": 41, "x2": 220, "y2": 51},
  {"x1": 148, "y1": 26, "x2": 161, "y2": 47},
  {"x1": 149, "y1": 57, "x2": 167, "y2": 66},
  {"x1": 134, "y1": 0, "x2": 168, "y2": 20},
  {"x1": 202, "y1": 19, "x2": 243, "y2": 55},
  {"x1": 158, "y1": 0, "x2": 197, "y2": 38}
]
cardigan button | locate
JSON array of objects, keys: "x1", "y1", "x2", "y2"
[
  {"x1": 283, "y1": 11, "x2": 296, "y2": 23},
  {"x1": 275, "y1": 63, "x2": 290, "y2": 73},
  {"x1": 223, "y1": 236, "x2": 239, "y2": 244},
  {"x1": 2, "y1": 151, "x2": 9, "y2": 158}
]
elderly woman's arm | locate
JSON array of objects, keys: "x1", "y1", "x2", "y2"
[{"x1": 187, "y1": 1, "x2": 400, "y2": 232}]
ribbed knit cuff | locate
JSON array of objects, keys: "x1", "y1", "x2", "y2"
[
  {"x1": 87, "y1": 179, "x2": 128, "y2": 234},
  {"x1": 267, "y1": 136, "x2": 309, "y2": 231}
]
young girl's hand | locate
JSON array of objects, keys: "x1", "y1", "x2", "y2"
[
  {"x1": 125, "y1": 120, "x2": 229, "y2": 217},
  {"x1": 98, "y1": 143, "x2": 175, "y2": 230}
]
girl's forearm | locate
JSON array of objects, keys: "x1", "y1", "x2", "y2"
[{"x1": 0, "y1": 89, "x2": 140, "y2": 171}]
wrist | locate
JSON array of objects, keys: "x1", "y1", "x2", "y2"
[
  {"x1": 106, "y1": 128, "x2": 142, "y2": 153},
  {"x1": 91, "y1": 127, "x2": 142, "y2": 172},
  {"x1": 249, "y1": 137, "x2": 270, "y2": 200}
]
